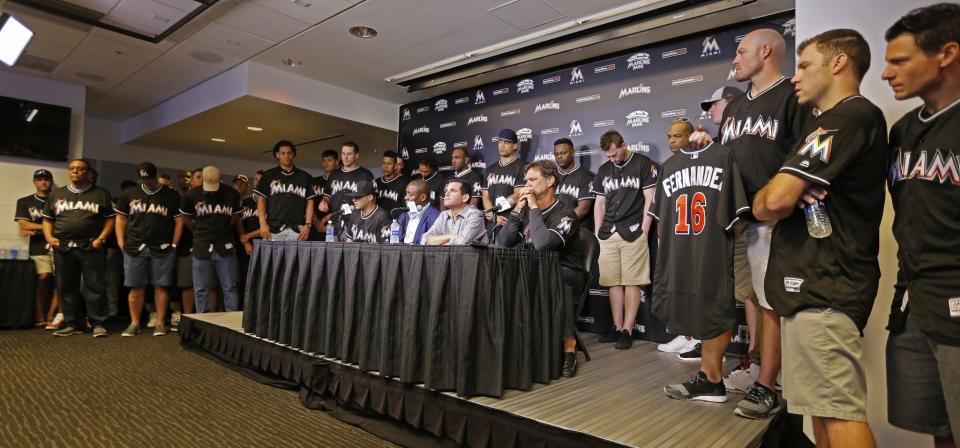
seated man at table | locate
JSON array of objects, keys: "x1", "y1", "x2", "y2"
[
  {"x1": 422, "y1": 180, "x2": 486, "y2": 245},
  {"x1": 496, "y1": 160, "x2": 584, "y2": 377},
  {"x1": 397, "y1": 180, "x2": 440, "y2": 244},
  {"x1": 345, "y1": 181, "x2": 391, "y2": 243}
]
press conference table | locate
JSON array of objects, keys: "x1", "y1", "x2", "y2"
[
  {"x1": 0, "y1": 260, "x2": 36, "y2": 329},
  {"x1": 242, "y1": 241, "x2": 570, "y2": 398}
]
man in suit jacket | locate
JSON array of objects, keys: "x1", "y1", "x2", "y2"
[{"x1": 397, "y1": 180, "x2": 440, "y2": 245}]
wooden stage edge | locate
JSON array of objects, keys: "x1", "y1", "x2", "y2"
[{"x1": 187, "y1": 312, "x2": 771, "y2": 448}]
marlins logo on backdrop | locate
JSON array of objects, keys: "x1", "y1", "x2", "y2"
[
  {"x1": 626, "y1": 110, "x2": 650, "y2": 127},
  {"x1": 517, "y1": 79, "x2": 535, "y2": 94},
  {"x1": 889, "y1": 148, "x2": 960, "y2": 185},
  {"x1": 473, "y1": 135, "x2": 484, "y2": 150},
  {"x1": 412, "y1": 126, "x2": 429, "y2": 136},
  {"x1": 517, "y1": 128, "x2": 533, "y2": 143},
  {"x1": 434, "y1": 99, "x2": 448, "y2": 111},
  {"x1": 468, "y1": 114, "x2": 488, "y2": 126},
  {"x1": 535, "y1": 100, "x2": 560, "y2": 113},
  {"x1": 569, "y1": 120, "x2": 583, "y2": 137},
  {"x1": 782, "y1": 19, "x2": 796, "y2": 37},
  {"x1": 627, "y1": 52, "x2": 651, "y2": 70},
  {"x1": 701, "y1": 36, "x2": 721, "y2": 57},
  {"x1": 402, "y1": 108, "x2": 411, "y2": 120},
  {"x1": 619, "y1": 83, "x2": 651, "y2": 99},
  {"x1": 570, "y1": 67, "x2": 584, "y2": 84},
  {"x1": 475, "y1": 90, "x2": 485, "y2": 105},
  {"x1": 433, "y1": 142, "x2": 447, "y2": 154}
]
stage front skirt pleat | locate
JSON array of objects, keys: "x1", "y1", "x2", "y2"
[{"x1": 244, "y1": 241, "x2": 568, "y2": 398}]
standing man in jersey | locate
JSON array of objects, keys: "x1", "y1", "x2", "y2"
[
  {"x1": 754, "y1": 30, "x2": 886, "y2": 445},
  {"x1": 376, "y1": 150, "x2": 409, "y2": 214},
  {"x1": 254, "y1": 140, "x2": 315, "y2": 242},
  {"x1": 237, "y1": 175, "x2": 261, "y2": 256},
  {"x1": 592, "y1": 130, "x2": 658, "y2": 350},
  {"x1": 311, "y1": 150, "x2": 339, "y2": 240},
  {"x1": 553, "y1": 138, "x2": 595, "y2": 229},
  {"x1": 483, "y1": 129, "x2": 525, "y2": 233},
  {"x1": 416, "y1": 157, "x2": 447, "y2": 208},
  {"x1": 115, "y1": 162, "x2": 184, "y2": 337},
  {"x1": 42, "y1": 159, "x2": 115, "y2": 337},
  {"x1": 450, "y1": 146, "x2": 483, "y2": 209},
  {"x1": 15, "y1": 169, "x2": 62, "y2": 329},
  {"x1": 497, "y1": 160, "x2": 584, "y2": 377},
  {"x1": 320, "y1": 142, "x2": 374, "y2": 238},
  {"x1": 180, "y1": 166, "x2": 243, "y2": 313},
  {"x1": 690, "y1": 28, "x2": 812, "y2": 418},
  {"x1": 883, "y1": 5, "x2": 960, "y2": 446},
  {"x1": 654, "y1": 123, "x2": 750, "y2": 402},
  {"x1": 345, "y1": 181, "x2": 392, "y2": 243}
]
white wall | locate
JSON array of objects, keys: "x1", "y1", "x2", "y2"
[
  {"x1": 0, "y1": 71, "x2": 85, "y2": 248},
  {"x1": 796, "y1": 1, "x2": 938, "y2": 447}
]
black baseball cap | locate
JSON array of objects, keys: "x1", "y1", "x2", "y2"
[
  {"x1": 136, "y1": 162, "x2": 158, "y2": 179},
  {"x1": 700, "y1": 86, "x2": 744, "y2": 111},
  {"x1": 497, "y1": 128, "x2": 518, "y2": 144},
  {"x1": 346, "y1": 181, "x2": 376, "y2": 198},
  {"x1": 233, "y1": 174, "x2": 249, "y2": 184},
  {"x1": 33, "y1": 169, "x2": 53, "y2": 179}
]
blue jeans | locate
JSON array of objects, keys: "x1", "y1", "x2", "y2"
[
  {"x1": 192, "y1": 252, "x2": 239, "y2": 312},
  {"x1": 271, "y1": 227, "x2": 300, "y2": 241}
]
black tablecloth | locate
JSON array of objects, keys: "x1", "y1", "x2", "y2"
[
  {"x1": 242, "y1": 241, "x2": 569, "y2": 398},
  {"x1": 0, "y1": 260, "x2": 36, "y2": 329}
]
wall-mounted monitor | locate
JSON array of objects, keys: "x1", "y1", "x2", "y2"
[{"x1": 0, "y1": 96, "x2": 70, "y2": 161}]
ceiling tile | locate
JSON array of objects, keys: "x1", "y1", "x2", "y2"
[
  {"x1": 61, "y1": 0, "x2": 122, "y2": 15},
  {"x1": 54, "y1": 49, "x2": 142, "y2": 86},
  {"x1": 2, "y1": 3, "x2": 92, "y2": 48},
  {"x1": 215, "y1": 2, "x2": 310, "y2": 42},
  {"x1": 489, "y1": 0, "x2": 565, "y2": 31},
  {"x1": 75, "y1": 33, "x2": 167, "y2": 65},
  {"x1": 542, "y1": 0, "x2": 641, "y2": 18},
  {"x1": 187, "y1": 22, "x2": 276, "y2": 58},
  {"x1": 250, "y1": 0, "x2": 353, "y2": 25},
  {"x1": 24, "y1": 39, "x2": 75, "y2": 62},
  {"x1": 102, "y1": 0, "x2": 191, "y2": 35}
]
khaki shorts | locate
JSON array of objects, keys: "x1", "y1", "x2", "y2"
[
  {"x1": 782, "y1": 307, "x2": 868, "y2": 422},
  {"x1": 744, "y1": 222, "x2": 774, "y2": 310},
  {"x1": 31, "y1": 253, "x2": 54, "y2": 275},
  {"x1": 598, "y1": 232, "x2": 650, "y2": 287},
  {"x1": 733, "y1": 223, "x2": 757, "y2": 303}
]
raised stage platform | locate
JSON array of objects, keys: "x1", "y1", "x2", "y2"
[{"x1": 179, "y1": 312, "x2": 800, "y2": 448}]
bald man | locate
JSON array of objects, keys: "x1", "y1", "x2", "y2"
[
  {"x1": 690, "y1": 28, "x2": 814, "y2": 420},
  {"x1": 397, "y1": 179, "x2": 440, "y2": 244}
]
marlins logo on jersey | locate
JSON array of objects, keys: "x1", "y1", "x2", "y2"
[{"x1": 796, "y1": 127, "x2": 836, "y2": 164}]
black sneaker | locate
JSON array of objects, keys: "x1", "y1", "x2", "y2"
[
  {"x1": 598, "y1": 327, "x2": 620, "y2": 343},
  {"x1": 562, "y1": 352, "x2": 577, "y2": 378},
  {"x1": 678, "y1": 343, "x2": 702, "y2": 361},
  {"x1": 53, "y1": 326, "x2": 82, "y2": 337},
  {"x1": 734, "y1": 382, "x2": 781, "y2": 419},
  {"x1": 615, "y1": 330, "x2": 633, "y2": 349},
  {"x1": 664, "y1": 371, "x2": 727, "y2": 402}
]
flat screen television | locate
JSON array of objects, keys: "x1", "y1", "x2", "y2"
[{"x1": 0, "y1": 95, "x2": 70, "y2": 161}]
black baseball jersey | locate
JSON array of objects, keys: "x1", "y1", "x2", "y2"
[
  {"x1": 41, "y1": 184, "x2": 114, "y2": 243},
  {"x1": 253, "y1": 166, "x2": 315, "y2": 233},
  {"x1": 452, "y1": 168, "x2": 484, "y2": 199},
  {"x1": 14, "y1": 194, "x2": 50, "y2": 255},
  {"x1": 557, "y1": 165, "x2": 595, "y2": 230},
  {"x1": 720, "y1": 76, "x2": 813, "y2": 203},
  {"x1": 415, "y1": 171, "x2": 447, "y2": 207},
  {"x1": 312, "y1": 174, "x2": 330, "y2": 198},
  {"x1": 239, "y1": 196, "x2": 260, "y2": 235},
  {"x1": 484, "y1": 156, "x2": 525, "y2": 215},
  {"x1": 888, "y1": 99, "x2": 960, "y2": 344},
  {"x1": 592, "y1": 152, "x2": 659, "y2": 242},
  {"x1": 766, "y1": 96, "x2": 888, "y2": 331},
  {"x1": 325, "y1": 166, "x2": 375, "y2": 215},
  {"x1": 375, "y1": 174, "x2": 410, "y2": 213},
  {"x1": 649, "y1": 143, "x2": 749, "y2": 339},
  {"x1": 347, "y1": 205, "x2": 392, "y2": 243},
  {"x1": 497, "y1": 200, "x2": 582, "y2": 274},
  {"x1": 114, "y1": 184, "x2": 182, "y2": 254},
  {"x1": 180, "y1": 185, "x2": 242, "y2": 259}
]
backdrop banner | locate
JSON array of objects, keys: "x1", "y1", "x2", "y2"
[{"x1": 398, "y1": 14, "x2": 796, "y2": 343}]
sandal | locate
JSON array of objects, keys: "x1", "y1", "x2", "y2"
[{"x1": 35, "y1": 321, "x2": 47, "y2": 328}]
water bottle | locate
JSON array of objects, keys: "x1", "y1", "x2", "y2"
[
  {"x1": 804, "y1": 200, "x2": 832, "y2": 238},
  {"x1": 389, "y1": 220, "x2": 401, "y2": 244},
  {"x1": 325, "y1": 221, "x2": 336, "y2": 242},
  {"x1": 9, "y1": 248, "x2": 18, "y2": 260},
  {"x1": 0, "y1": 247, "x2": 7, "y2": 260}
]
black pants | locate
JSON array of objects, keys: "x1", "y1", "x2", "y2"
[{"x1": 53, "y1": 248, "x2": 107, "y2": 327}]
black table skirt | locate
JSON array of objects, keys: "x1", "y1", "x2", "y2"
[
  {"x1": 0, "y1": 260, "x2": 36, "y2": 329},
  {"x1": 242, "y1": 241, "x2": 570, "y2": 398}
]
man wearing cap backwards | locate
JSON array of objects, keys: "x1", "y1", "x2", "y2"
[
  {"x1": 254, "y1": 140, "x2": 316, "y2": 242},
  {"x1": 115, "y1": 162, "x2": 184, "y2": 336},
  {"x1": 344, "y1": 181, "x2": 392, "y2": 243},
  {"x1": 14, "y1": 169, "x2": 62, "y2": 329},
  {"x1": 42, "y1": 159, "x2": 115, "y2": 338},
  {"x1": 482, "y1": 129, "x2": 525, "y2": 231},
  {"x1": 179, "y1": 166, "x2": 242, "y2": 312}
]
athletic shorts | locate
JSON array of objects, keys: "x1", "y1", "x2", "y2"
[
  {"x1": 123, "y1": 249, "x2": 175, "y2": 287},
  {"x1": 598, "y1": 232, "x2": 650, "y2": 287},
  {"x1": 782, "y1": 307, "x2": 867, "y2": 422},
  {"x1": 31, "y1": 253, "x2": 54, "y2": 275},
  {"x1": 887, "y1": 309, "x2": 960, "y2": 442},
  {"x1": 744, "y1": 222, "x2": 773, "y2": 310}
]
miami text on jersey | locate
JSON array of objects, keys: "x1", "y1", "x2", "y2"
[
  {"x1": 889, "y1": 148, "x2": 960, "y2": 185},
  {"x1": 720, "y1": 115, "x2": 780, "y2": 144},
  {"x1": 194, "y1": 202, "x2": 234, "y2": 216},
  {"x1": 269, "y1": 180, "x2": 308, "y2": 197},
  {"x1": 130, "y1": 199, "x2": 170, "y2": 216},
  {"x1": 601, "y1": 175, "x2": 642, "y2": 192},
  {"x1": 54, "y1": 199, "x2": 99, "y2": 214}
]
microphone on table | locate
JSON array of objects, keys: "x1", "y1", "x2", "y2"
[{"x1": 482, "y1": 198, "x2": 513, "y2": 214}]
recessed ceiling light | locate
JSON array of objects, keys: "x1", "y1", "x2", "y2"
[
  {"x1": 74, "y1": 72, "x2": 107, "y2": 82},
  {"x1": 224, "y1": 39, "x2": 242, "y2": 46},
  {"x1": 292, "y1": 0, "x2": 312, "y2": 7},
  {"x1": 246, "y1": 126, "x2": 263, "y2": 132},
  {"x1": 190, "y1": 50, "x2": 225, "y2": 63},
  {"x1": 151, "y1": 14, "x2": 170, "y2": 23},
  {"x1": 281, "y1": 58, "x2": 302, "y2": 67},
  {"x1": 211, "y1": 138, "x2": 226, "y2": 142},
  {"x1": 349, "y1": 26, "x2": 378, "y2": 39}
]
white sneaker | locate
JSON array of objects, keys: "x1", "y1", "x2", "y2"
[
  {"x1": 170, "y1": 311, "x2": 181, "y2": 332},
  {"x1": 724, "y1": 364, "x2": 759, "y2": 393},
  {"x1": 44, "y1": 313, "x2": 65, "y2": 330},
  {"x1": 681, "y1": 338, "x2": 700, "y2": 353},
  {"x1": 147, "y1": 312, "x2": 157, "y2": 328},
  {"x1": 657, "y1": 335, "x2": 691, "y2": 353}
]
